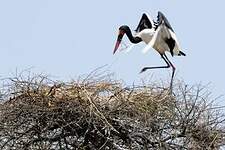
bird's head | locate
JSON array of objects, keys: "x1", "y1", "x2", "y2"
[{"x1": 113, "y1": 25, "x2": 129, "y2": 54}]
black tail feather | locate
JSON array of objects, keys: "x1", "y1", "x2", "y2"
[{"x1": 178, "y1": 51, "x2": 186, "y2": 56}]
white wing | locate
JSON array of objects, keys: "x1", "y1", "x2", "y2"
[{"x1": 142, "y1": 27, "x2": 160, "y2": 54}]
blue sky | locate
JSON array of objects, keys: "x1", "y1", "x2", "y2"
[{"x1": 0, "y1": 0, "x2": 225, "y2": 103}]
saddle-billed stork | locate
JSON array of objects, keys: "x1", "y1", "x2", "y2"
[{"x1": 113, "y1": 11, "x2": 186, "y2": 90}]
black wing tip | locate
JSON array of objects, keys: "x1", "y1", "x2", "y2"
[
  {"x1": 157, "y1": 11, "x2": 174, "y2": 32},
  {"x1": 158, "y1": 11, "x2": 163, "y2": 15},
  {"x1": 141, "y1": 13, "x2": 150, "y2": 21},
  {"x1": 142, "y1": 13, "x2": 147, "y2": 16},
  {"x1": 135, "y1": 13, "x2": 153, "y2": 32},
  {"x1": 157, "y1": 11, "x2": 165, "y2": 19}
]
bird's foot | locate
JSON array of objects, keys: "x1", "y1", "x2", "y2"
[{"x1": 140, "y1": 67, "x2": 148, "y2": 73}]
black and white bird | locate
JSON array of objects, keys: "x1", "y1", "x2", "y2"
[
  {"x1": 113, "y1": 13, "x2": 155, "y2": 54},
  {"x1": 113, "y1": 11, "x2": 186, "y2": 89}
]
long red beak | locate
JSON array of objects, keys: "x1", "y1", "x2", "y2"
[{"x1": 113, "y1": 30, "x2": 125, "y2": 54}]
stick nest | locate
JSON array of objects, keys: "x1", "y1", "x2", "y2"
[{"x1": 0, "y1": 72, "x2": 224, "y2": 150}]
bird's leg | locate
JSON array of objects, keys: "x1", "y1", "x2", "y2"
[
  {"x1": 140, "y1": 54, "x2": 170, "y2": 73},
  {"x1": 164, "y1": 54, "x2": 176, "y2": 92},
  {"x1": 140, "y1": 54, "x2": 175, "y2": 93}
]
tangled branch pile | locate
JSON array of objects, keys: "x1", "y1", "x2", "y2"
[{"x1": 0, "y1": 73, "x2": 224, "y2": 150}]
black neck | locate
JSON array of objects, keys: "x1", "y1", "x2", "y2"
[{"x1": 120, "y1": 25, "x2": 142, "y2": 44}]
